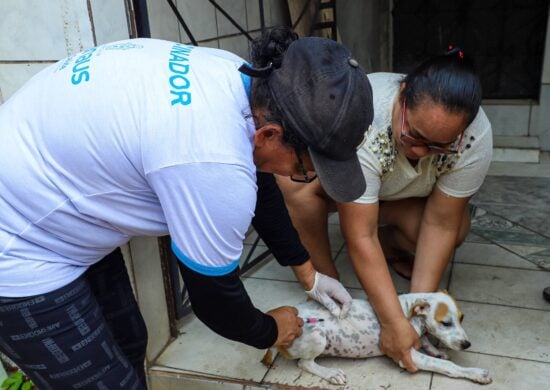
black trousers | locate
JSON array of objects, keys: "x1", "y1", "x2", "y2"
[{"x1": 0, "y1": 249, "x2": 148, "y2": 389}]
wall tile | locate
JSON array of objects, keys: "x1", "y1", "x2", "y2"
[
  {"x1": 530, "y1": 84, "x2": 550, "y2": 150},
  {"x1": 491, "y1": 148, "x2": 539, "y2": 163},
  {"x1": 0, "y1": 63, "x2": 52, "y2": 101},
  {"x1": 481, "y1": 104, "x2": 530, "y2": 136},
  {"x1": 175, "y1": 0, "x2": 218, "y2": 42},
  {"x1": 215, "y1": 0, "x2": 246, "y2": 37},
  {"x1": 0, "y1": 0, "x2": 93, "y2": 60},
  {"x1": 197, "y1": 39, "x2": 220, "y2": 49},
  {"x1": 147, "y1": 0, "x2": 183, "y2": 43},
  {"x1": 219, "y1": 35, "x2": 250, "y2": 60},
  {"x1": 90, "y1": 0, "x2": 130, "y2": 44},
  {"x1": 245, "y1": 0, "x2": 261, "y2": 31}
]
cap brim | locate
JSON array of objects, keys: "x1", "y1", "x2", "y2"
[{"x1": 309, "y1": 149, "x2": 366, "y2": 203}]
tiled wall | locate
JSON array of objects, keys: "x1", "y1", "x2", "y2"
[
  {"x1": 146, "y1": 0, "x2": 289, "y2": 61},
  {"x1": 0, "y1": 0, "x2": 130, "y2": 102}
]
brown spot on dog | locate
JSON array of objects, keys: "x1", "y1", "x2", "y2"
[
  {"x1": 435, "y1": 303, "x2": 449, "y2": 323},
  {"x1": 277, "y1": 346, "x2": 294, "y2": 359},
  {"x1": 441, "y1": 291, "x2": 464, "y2": 322},
  {"x1": 261, "y1": 349, "x2": 273, "y2": 366}
]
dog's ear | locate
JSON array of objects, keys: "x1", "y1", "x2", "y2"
[{"x1": 408, "y1": 301, "x2": 430, "y2": 318}]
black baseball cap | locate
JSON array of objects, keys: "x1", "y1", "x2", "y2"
[{"x1": 267, "y1": 37, "x2": 373, "y2": 202}]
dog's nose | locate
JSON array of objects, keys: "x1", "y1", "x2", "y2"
[{"x1": 461, "y1": 340, "x2": 471, "y2": 350}]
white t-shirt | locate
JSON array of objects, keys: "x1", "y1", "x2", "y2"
[
  {"x1": 356, "y1": 73, "x2": 493, "y2": 204},
  {"x1": 0, "y1": 39, "x2": 257, "y2": 296}
]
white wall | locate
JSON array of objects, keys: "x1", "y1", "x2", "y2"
[{"x1": 0, "y1": 0, "x2": 130, "y2": 102}]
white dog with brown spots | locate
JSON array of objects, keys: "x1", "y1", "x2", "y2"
[{"x1": 262, "y1": 291, "x2": 491, "y2": 385}]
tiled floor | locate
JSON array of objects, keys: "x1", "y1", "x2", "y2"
[{"x1": 149, "y1": 158, "x2": 550, "y2": 390}]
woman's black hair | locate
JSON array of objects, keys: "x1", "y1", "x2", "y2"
[
  {"x1": 401, "y1": 46, "x2": 482, "y2": 126},
  {"x1": 248, "y1": 26, "x2": 307, "y2": 150}
]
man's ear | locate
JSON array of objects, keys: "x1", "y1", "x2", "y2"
[{"x1": 254, "y1": 123, "x2": 284, "y2": 147}]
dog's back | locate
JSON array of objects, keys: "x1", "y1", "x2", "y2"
[{"x1": 284, "y1": 299, "x2": 383, "y2": 359}]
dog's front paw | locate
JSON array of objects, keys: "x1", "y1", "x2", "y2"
[
  {"x1": 468, "y1": 368, "x2": 492, "y2": 385},
  {"x1": 324, "y1": 368, "x2": 347, "y2": 385}
]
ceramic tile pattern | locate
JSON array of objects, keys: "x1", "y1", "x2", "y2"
[{"x1": 150, "y1": 162, "x2": 550, "y2": 389}]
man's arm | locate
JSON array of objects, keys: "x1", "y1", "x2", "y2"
[
  {"x1": 180, "y1": 260, "x2": 305, "y2": 349},
  {"x1": 252, "y1": 172, "x2": 309, "y2": 267}
]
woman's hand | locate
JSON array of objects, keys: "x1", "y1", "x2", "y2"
[
  {"x1": 292, "y1": 261, "x2": 352, "y2": 319},
  {"x1": 305, "y1": 272, "x2": 352, "y2": 319},
  {"x1": 379, "y1": 316, "x2": 421, "y2": 372},
  {"x1": 267, "y1": 306, "x2": 304, "y2": 347}
]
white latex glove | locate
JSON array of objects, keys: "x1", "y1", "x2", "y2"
[{"x1": 305, "y1": 272, "x2": 352, "y2": 319}]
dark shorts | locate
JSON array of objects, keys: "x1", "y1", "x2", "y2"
[{"x1": 0, "y1": 249, "x2": 148, "y2": 389}]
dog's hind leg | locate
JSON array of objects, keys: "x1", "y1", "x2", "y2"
[
  {"x1": 405, "y1": 349, "x2": 492, "y2": 384},
  {"x1": 290, "y1": 329, "x2": 347, "y2": 385}
]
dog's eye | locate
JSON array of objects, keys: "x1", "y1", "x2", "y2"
[{"x1": 441, "y1": 321, "x2": 453, "y2": 327}]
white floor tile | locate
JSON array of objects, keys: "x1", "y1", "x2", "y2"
[
  {"x1": 264, "y1": 354, "x2": 432, "y2": 390},
  {"x1": 149, "y1": 371, "x2": 248, "y2": 390},
  {"x1": 454, "y1": 301, "x2": 550, "y2": 363},
  {"x1": 431, "y1": 351, "x2": 550, "y2": 390},
  {"x1": 450, "y1": 263, "x2": 550, "y2": 309},
  {"x1": 455, "y1": 242, "x2": 541, "y2": 270}
]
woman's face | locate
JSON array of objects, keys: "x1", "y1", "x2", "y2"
[
  {"x1": 251, "y1": 118, "x2": 316, "y2": 179},
  {"x1": 391, "y1": 98, "x2": 468, "y2": 160},
  {"x1": 255, "y1": 143, "x2": 316, "y2": 179}
]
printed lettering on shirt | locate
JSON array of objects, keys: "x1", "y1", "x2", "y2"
[
  {"x1": 69, "y1": 41, "x2": 144, "y2": 85},
  {"x1": 168, "y1": 43, "x2": 194, "y2": 106},
  {"x1": 71, "y1": 47, "x2": 97, "y2": 85}
]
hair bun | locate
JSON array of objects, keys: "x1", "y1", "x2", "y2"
[{"x1": 250, "y1": 26, "x2": 299, "y2": 68}]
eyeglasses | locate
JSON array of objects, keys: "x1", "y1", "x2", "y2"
[
  {"x1": 290, "y1": 148, "x2": 317, "y2": 183},
  {"x1": 400, "y1": 99, "x2": 464, "y2": 154}
]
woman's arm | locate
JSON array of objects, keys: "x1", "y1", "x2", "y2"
[
  {"x1": 411, "y1": 187, "x2": 470, "y2": 292},
  {"x1": 338, "y1": 201, "x2": 420, "y2": 371}
]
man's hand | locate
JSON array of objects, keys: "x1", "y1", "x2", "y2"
[
  {"x1": 266, "y1": 306, "x2": 304, "y2": 347},
  {"x1": 379, "y1": 316, "x2": 421, "y2": 372},
  {"x1": 305, "y1": 272, "x2": 353, "y2": 319}
]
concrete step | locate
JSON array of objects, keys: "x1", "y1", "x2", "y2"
[{"x1": 492, "y1": 135, "x2": 540, "y2": 163}]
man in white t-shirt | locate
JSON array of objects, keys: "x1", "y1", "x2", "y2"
[
  {"x1": 0, "y1": 28, "x2": 373, "y2": 389},
  {"x1": 276, "y1": 48, "x2": 492, "y2": 373}
]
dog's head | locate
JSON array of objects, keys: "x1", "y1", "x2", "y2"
[{"x1": 408, "y1": 290, "x2": 471, "y2": 351}]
